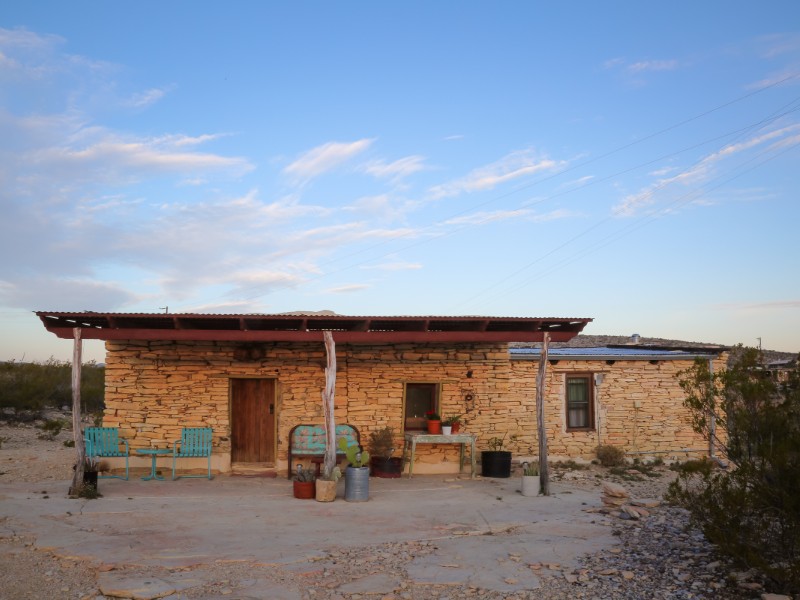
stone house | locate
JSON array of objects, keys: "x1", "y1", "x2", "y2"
[{"x1": 35, "y1": 311, "x2": 723, "y2": 475}]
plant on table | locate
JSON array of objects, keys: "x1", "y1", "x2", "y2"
[{"x1": 442, "y1": 415, "x2": 461, "y2": 426}]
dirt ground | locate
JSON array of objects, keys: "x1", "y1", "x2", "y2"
[{"x1": 0, "y1": 420, "x2": 770, "y2": 600}]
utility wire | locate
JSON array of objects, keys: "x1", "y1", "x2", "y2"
[{"x1": 175, "y1": 74, "x2": 800, "y2": 310}]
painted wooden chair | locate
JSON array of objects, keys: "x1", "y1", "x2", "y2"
[
  {"x1": 84, "y1": 427, "x2": 130, "y2": 480},
  {"x1": 171, "y1": 427, "x2": 213, "y2": 480}
]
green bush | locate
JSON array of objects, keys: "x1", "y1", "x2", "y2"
[
  {"x1": 37, "y1": 418, "x2": 68, "y2": 441},
  {"x1": 669, "y1": 347, "x2": 800, "y2": 594},
  {"x1": 596, "y1": 444, "x2": 626, "y2": 467},
  {"x1": 0, "y1": 359, "x2": 104, "y2": 414}
]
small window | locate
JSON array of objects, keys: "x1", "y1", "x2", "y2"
[
  {"x1": 404, "y1": 383, "x2": 439, "y2": 431},
  {"x1": 565, "y1": 374, "x2": 594, "y2": 430}
]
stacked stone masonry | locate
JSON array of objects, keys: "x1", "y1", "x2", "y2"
[{"x1": 103, "y1": 340, "x2": 715, "y2": 475}]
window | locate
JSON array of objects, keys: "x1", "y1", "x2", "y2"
[
  {"x1": 404, "y1": 383, "x2": 439, "y2": 431},
  {"x1": 565, "y1": 374, "x2": 594, "y2": 430}
]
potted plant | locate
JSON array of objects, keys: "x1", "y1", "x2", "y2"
[
  {"x1": 442, "y1": 415, "x2": 462, "y2": 435},
  {"x1": 292, "y1": 465, "x2": 316, "y2": 499},
  {"x1": 426, "y1": 411, "x2": 442, "y2": 434},
  {"x1": 368, "y1": 426, "x2": 403, "y2": 478},
  {"x1": 315, "y1": 466, "x2": 341, "y2": 502},
  {"x1": 71, "y1": 457, "x2": 103, "y2": 498},
  {"x1": 481, "y1": 435, "x2": 512, "y2": 478},
  {"x1": 82, "y1": 456, "x2": 100, "y2": 490},
  {"x1": 338, "y1": 437, "x2": 370, "y2": 502},
  {"x1": 521, "y1": 461, "x2": 540, "y2": 496}
]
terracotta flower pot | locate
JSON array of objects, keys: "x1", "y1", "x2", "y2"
[
  {"x1": 293, "y1": 480, "x2": 316, "y2": 499},
  {"x1": 451, "y1": 422, "x2": 461, "y2": 434},
  {"x1": 427, "y1": 419, "x2": 442, "y2": 434}
]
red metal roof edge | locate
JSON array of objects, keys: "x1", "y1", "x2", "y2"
[{"x1": 34, "y1": 311, "x2": 592, "y2": 343}]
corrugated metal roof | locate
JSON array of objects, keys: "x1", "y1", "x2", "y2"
[
  {"x1": 510, "y1": 346, "x2": 723, "y2": 360},
  {"x1": 34, "y1": 311, "x2": 593, "y2": 344}
]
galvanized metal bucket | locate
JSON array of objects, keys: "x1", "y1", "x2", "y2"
[{"x1": 344, "y1": 466, "x2": 370, "y2": 502}]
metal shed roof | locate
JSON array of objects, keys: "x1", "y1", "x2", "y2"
[
  {"x1": 510, "y1": 346, "x2": 725, "y2": 361},
  {"x1": 35, "y1": 311, "x2": 592, "y2": 343}
]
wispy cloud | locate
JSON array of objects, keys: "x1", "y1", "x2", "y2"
[
  {"x1": 445, "y1": 208, "x2": 575, "y2": 226},
  {"x1": 613, "y1": 124, "x2": 800, "y2": 216},
  {"x1": 715, "y1": 299, "x2": 800, "y2": 311},
  {"x1": 283, "y1": 138, "x2": 374, "y2": 180},
  {"x1": 626, "y1": 59, "x2": 678, "y2": 73},
  {"x1": 429, "y1": 149, "x2": 563, "y2": 200},
  {"x1": 124, "y1": 87, "x2": 169, "y2": 109},
  {"x1": 360, "y1": 260, "x2": 422, "y2": 271},
  {"x1": 756, "y1": 33, "x2": 800, "y2": 59},
  {"x1": 326, "y1": 283, "x2": 370, "y2": 294},
  {"x1": 603, "y1": 56, "x2": 680, "y2": 85},
  {"x1": 361, "y1": 155, "x2": 427, "y2": 181}
]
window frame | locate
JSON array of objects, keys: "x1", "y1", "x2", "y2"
[
  {"x1": 403, "y1": 382, "x2": 441, "y2": 432},
  {"x1": 564, "y1": 373, "x2": 595, "y2": 431}
]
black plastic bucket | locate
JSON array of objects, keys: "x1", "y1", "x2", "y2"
[{"x1": 481, "y1": 451, "x2": 512, "y2": 478}]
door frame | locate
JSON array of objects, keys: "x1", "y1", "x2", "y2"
[{"x1": 229, "y1": 377, "x2": 278, "y2": 465}]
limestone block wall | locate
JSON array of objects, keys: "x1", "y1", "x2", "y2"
[
  {"x1": 508, "y1": 357, "x2": 722, "y2": 461},
  {"x1": 102, "y1": 340, "x2": 717, "y2": 474},
  {"x1": 103, "y1": 340, "x2": 525, "y2": 474}
]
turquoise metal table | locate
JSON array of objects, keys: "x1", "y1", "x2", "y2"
[
  {"x1": 136, "y1": 448, "x2": 171, "y2": 481},
  {"x1": 402, "y1": 432, "x2": 477, "y2": 478}
]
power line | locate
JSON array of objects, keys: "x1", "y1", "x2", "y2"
[{"x1": 176, "y1": 73, "x2": 800, "y2": 309}]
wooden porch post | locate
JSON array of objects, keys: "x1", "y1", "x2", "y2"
[
  {"x1": 68, "y1": 327, "x2": 85, "y2": 496},
  {"x1": 536, "y1": 333, "x2": 551, "y2": 496},
  {"x1": 322, "y1": 331, "x2": 337, "y2": 478}
]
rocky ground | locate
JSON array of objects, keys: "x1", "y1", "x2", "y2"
[{"x1": 0, "y1": 417, "x2": 792, "y2": 600}]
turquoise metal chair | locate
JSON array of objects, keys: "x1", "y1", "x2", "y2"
[
  {"x1": 172, "y1": 427, "x2": 213, "y2": 480},
  {"x1": 84, "y1": 427, "x2": 129, "y2": 480}
]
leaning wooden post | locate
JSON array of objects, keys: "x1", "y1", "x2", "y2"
[
  {"x1": 536, "y1": 332, "x2": 551, "y2": 496},
  {"x1": 322, "y1": 331, "x2": 337, "y2": 478},
  {"x1": 68, "y1": 327, "x2": 85, "y2": 496}
]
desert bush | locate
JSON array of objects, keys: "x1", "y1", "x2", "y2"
[
  {"x1": 37, "y1": 418, "x2": 68, "y2": 441},
  {"x1": 668, "y1": 347, "x2": 800, "y2": 594},
  {"x1": 0, "y1": 359, "x2": 104, "y2": 414},
  {"x1": 596, "y1": 444, "x2": 626, "y2": 467}
]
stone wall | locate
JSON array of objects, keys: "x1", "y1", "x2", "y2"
[
  {"x1": 103, "y1": 340, "x2": 517, "y2": 475},
  {"x1": 509, "y1": 356, "x2": 722, "y2": 462},
  {"x1": 102, "y1": 340, "x2": 717, "y2": 475}
]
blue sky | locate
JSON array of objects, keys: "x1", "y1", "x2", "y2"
[{"x1": 2, "y1": 2, "x2": 799, "y2": 363}]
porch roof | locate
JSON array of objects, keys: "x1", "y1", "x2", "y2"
[{"x1": 34, "y1": 311, "x2": 592, "y2": 343}]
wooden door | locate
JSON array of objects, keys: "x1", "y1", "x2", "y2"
[{"x1": 231, "y1": 379, "x2": 275, "y2": 463}]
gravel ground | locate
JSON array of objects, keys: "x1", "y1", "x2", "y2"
[{"x1": 0, "y1": 417, "x2": 788, "y2": 600}]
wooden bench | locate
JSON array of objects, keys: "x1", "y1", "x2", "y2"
[
  {"x1": 172, "y1": 427, "x2": 213, "y2": 480},
  {"x1": 288, "y1": 424, "x2": 361, "y2": 479}
]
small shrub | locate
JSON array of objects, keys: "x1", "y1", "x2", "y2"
[
  {"x1": 596, "y1": 444, "x2": 626, "y2": 467},
  {"x1": 0, "y1": 436, "x2": 7, "y2": 449},
  {"x1": 75, "y1": 483, "x2": 102, "y2": 500},
  {"x1": 37, "y1": 418, "x2": 68, "y2": 441},
  {"x1": 63, "y1": 439, "x2": 75, "y2": 447},
  {"x1": 551, "y1": 460, "x2": 588, "y2": 470}
]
